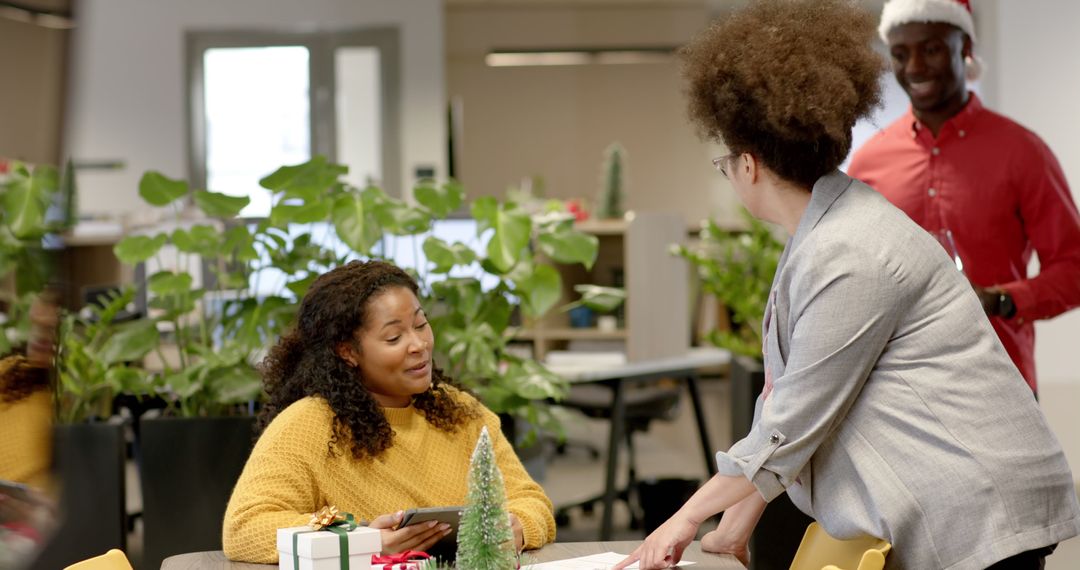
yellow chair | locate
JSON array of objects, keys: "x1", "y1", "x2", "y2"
[
  {"x1": 789, "y1": 522, "x2": 892, "y2": 570},
  {"x1": 62, "y1": 549, "x2": 134, "y2": 570}
]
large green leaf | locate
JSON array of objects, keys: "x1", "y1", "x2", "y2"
[
  {"x1": 482, "y1": 205, "x2": 530, "y2": 274},
  {"x1": 422, "y1": 237, "x2": 477, "y2": 273},
  {"x1": 332, "y1": 191, "x2": 382, "y2": 253},
  {"x1": 505, "y1": 359, "x2": 567, "y2": 400},
  {"x1": 373, "y1": 198, "x2": 430, "y2": 236},
  {"x1": 99, "y1": 319, "x2": 160, "y2": 365},
  {"x1": 213, "y1": 365, "x2": 263, "y2": 404},
  {"x1": 171, "y1": 224, "x2": 222, "y2": 256},
  {"x1": 518, "y1": 264, "x2": 561, "y2": 316},
  {"x1": 139, "y1": 171, "x2": 189, "y2": 207},
  {"x1": 446, "y1": 322, "x2": 499, "y2": 379},
  {"x1": 470, "y1": 197, "x2": 498, "y2": 235},
  {"x1": 476, "y1": 290, "x2": 513, "y2": 333},
  {"x1": 194, "y1": 190, "x2": 249, "y2": 218},
  {"x1": 223, "y1": 225, "x2": 259, "y2": 261},
  {"x1": 148, "y1": 290, "x2": 200, "y2": 317},
  {"x1": 415, "y1": 180, "x2": 465, "y2": 219},
  {"x1": 104, "y1": 367, "x2": 151, "y2": 395},
  {"x1": 270, "y1": 201, "x2": 331, "y2": 226},
  {"x1": 3, "y1": 164, "x2": 57, "y2": 239},
  {"x1": 285, "y1": 274, "x2": 317, "y2": 298},
  {"x1": 431, "y1": 278, "x2": 484, "y2": 321},
  {"x1": 14, "y1": 247, "x2": 49, "y2": 296},
  {"x1": 258, "y1": 156, "x2": 347, "y2": 201},
  {"x1": 114, "y1": 234, "x2": 168, "y2": 264},
  {"x1": 163, "y1": 367, "x2": 204, "y2": 400},
  {"x1": 537, "y1": 231, "x2": 599, "y2": 269},
  {"x1": 572, "y1": 284, "x2": 626, "y2": 313},
  {"x1": 147, "y1": 271, "x2": 194, "y2": 297}
]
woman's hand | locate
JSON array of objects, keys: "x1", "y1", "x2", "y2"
[
  {"x1": 701, "y1": 526, "x2": 750, "y2": 567},
  {"x1": 612, "y1": 513, "x2": 699, "y2": 570},
  {"x1": 368, "y1": 511, "x2": 452, "y2": 554},
  {"x1": 509, "y1": 513, "x2": 524, "y2": 551}
]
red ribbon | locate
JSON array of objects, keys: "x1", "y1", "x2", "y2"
[{"x1": 371, "y1": 550, "x2": 431, "y2": 567}]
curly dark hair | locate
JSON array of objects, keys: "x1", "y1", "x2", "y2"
[
  {"x1": 258, "y1": 260, "x2": 478, "y2": 460},
  {"x1": 681, "y1": 0, "x2": 884, "y2": 187},
  {"x1": 0, "y1": 355, "x2": 49, "y2": 405}
]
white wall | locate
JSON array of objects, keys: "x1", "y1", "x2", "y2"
[
  {"x1": 990, "y1": 0, "x2": 1080, "y2": 387},
  {"x1": 987, "y1": 12, "x2": 1080, "y2": 562},
  {"x1": 65, "y1": 0, "x2": 445, "y2": 218},
  {"x1": 446, "y1": 4, "x2": 739, "y2": 230}
]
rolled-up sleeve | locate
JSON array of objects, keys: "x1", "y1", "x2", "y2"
[{"x1": 716, "y1": 243, "x2": 905, "y2": 501}]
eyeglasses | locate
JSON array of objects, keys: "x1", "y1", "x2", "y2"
[{"x1": 712, "y1": 153, "x2": 735, "y2": 179}]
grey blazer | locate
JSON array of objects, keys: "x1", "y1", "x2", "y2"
[{"x1": 714, "y1": 171, "x2": 1080, "y2": 570}]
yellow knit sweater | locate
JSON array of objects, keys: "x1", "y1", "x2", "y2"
[
  {"x1": 0, "y1": 356, "x2": 52, "y2": 491},
  {"x1": 222, "y1": 389, "x2": 555, "y2": 563}
]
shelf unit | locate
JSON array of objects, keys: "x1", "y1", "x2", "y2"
[{"x1": 518, "y1": 212, "x2": 689, "y2": 363}]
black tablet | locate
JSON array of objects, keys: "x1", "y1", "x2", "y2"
[{"x1": 398, "y1": 506, "x2": 464, "y2": 560}]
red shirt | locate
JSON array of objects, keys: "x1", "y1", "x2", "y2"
[{"x1": 848, "y1": 94, "x2": 1080, "y2": 392}]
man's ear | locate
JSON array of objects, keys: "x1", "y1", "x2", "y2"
[
  {"x1": 336, "y1": 340, "x2": 359, "y2": 368},
  {"x1": 961, "y1": 33, "x2": 973, "y2": 59}
]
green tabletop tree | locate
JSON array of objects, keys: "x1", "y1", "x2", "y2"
[{"x1": 457, "y1": 425, "x2": 516, "y2": 570}]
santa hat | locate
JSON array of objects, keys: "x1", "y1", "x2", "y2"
[
  {"x1": 879, "y1": 0, "x2": 975, "y2": 41},
  {"x1": 879, "y1": 0, "x2": 982, "y2": 81}
]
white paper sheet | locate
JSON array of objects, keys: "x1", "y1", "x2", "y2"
[{"x1": 524, "y1": 551, "x2": 697, "y2": 570}]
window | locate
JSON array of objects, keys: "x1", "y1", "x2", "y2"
[{"x1": 188, "y1": 29, "x2": 402, "y2": 217}]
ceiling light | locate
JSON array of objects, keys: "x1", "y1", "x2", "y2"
[{"x1": 485, "y1": 48, "x2": 673, "y2": 67}]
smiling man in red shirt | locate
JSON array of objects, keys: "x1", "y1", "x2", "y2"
[{"x1": 848, "y1": 0, "x2": 1080, "y2": 395}]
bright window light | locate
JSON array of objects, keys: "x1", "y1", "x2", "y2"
[{"x1": 203, "y1": 46, "x2": 311, "y2": 218}]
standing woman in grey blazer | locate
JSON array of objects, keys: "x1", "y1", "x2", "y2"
[{"x1": 614, "y1": 1, "x2": 1080, "y2": 569}]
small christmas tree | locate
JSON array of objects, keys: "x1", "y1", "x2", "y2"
[
  {"x1": 456, "y1": 426, "x2": 516, "y2": 570},
  {"x1": 596, "y1": 142, "x2": 626, "y2": 219}
]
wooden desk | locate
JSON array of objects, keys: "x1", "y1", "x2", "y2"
[
  {"x1": 546, "y1": 348, "x2": 730, "y2": 540},
  {"x1": 161, "y1": 541, "x2": 745, "y2": 569}
]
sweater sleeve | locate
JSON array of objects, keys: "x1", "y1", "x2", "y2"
[
  {"x1": 480, "y1": 408, "x2": 556, "y2": 549},
  {"x1": 222, "y1": 399, "x2": 327, "y2": 563}
]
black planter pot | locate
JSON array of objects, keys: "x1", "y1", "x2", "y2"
[
  {"x1": 138, "y1": 415, "x2": 256, "y2": 570},
  {"x1": 30, "y1": 422, "x2": 126, "y2": 570},
  {"x1": 728, "y1": 355, "x2": 814, "y2": 570}
]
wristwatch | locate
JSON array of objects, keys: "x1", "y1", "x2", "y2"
[{"x1": 997, "y1": 291, "x2": 1016, "y2": 319}]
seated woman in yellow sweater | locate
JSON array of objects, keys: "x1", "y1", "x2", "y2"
[
  {"x1": 222, "y1": 260, "x2": 556, "y2": 563},
  {"x1": 0, "y1": 294, "x2": 58, "y2": 491}
]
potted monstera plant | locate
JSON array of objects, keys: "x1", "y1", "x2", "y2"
[{"x1": 105, "y1": 156, "x2": 598, "y2": 566}]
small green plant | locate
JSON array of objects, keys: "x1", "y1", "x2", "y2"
[
  {"x1": 675, "y1": 212, "x2": 784, "y2": 358},
  {"x1": 456, "y1": 426, "x2": 516, "y2": 570},
  {"x1": 0, "y1": 160, "x2": 76, "y2": 355},
  {"x1": 55, "y1": 288, "x2": 154, "y2": 423},
  {"x1": 595, "y1": 143, "x2": 625, "y2": 220}
]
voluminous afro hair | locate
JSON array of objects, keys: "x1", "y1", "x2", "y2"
[
  {"x1": 258, "y1": 260, "x2": 478, "y2": 460},
  {"x1": 682, "y1": 0, "x2": 884, "y2": 187}
]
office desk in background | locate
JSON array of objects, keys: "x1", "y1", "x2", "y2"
[
  {"x1": 546, "y1": 347, "x2": 730, "y2": 540},
  {"x1": 160, "y1": 541, "x2": 745, "y2": 569}
]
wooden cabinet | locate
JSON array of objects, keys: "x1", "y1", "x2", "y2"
[{"x1": 520, "y1": 212, "x2": 689, "y2": 363}]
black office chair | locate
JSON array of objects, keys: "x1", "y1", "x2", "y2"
[{"x1": 554, "y1": 380, "x2": 683, "y2": 529}]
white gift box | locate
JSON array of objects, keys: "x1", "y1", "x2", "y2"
[{"x1": 277, "y1": 525, "x2": 381, "y2": 570}]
